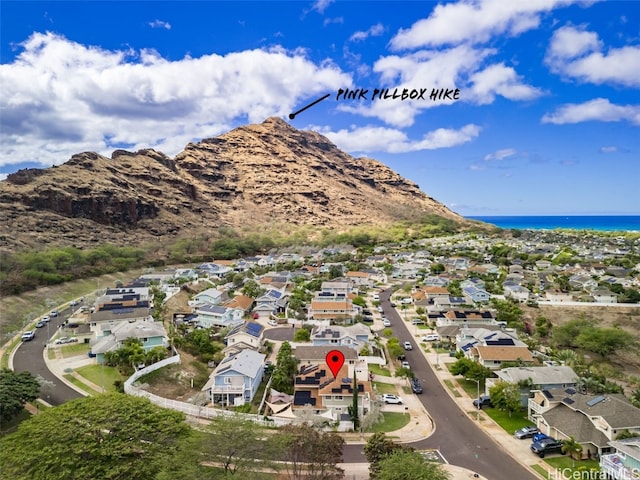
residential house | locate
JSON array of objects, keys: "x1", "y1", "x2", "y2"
[
  {"x1": 188, "y1": 287, "x2": 224, "y2": 307},
  {"x1": 319, "y1": 281, "x2": 351, "y2": 297},
  {"x1": 292, "y1": 363, "x2": 371, "y2": 420},
  {"x1": 601, "y1": 437, "x2": 640, "y2": 480},
  {"x1": 194, "y1": 305, "x2": 244, "y2": 328},
  {"x1": 535, "y1": 260, "x2": 553, "y2": 270},
  {"x1": 569, "y1": 274, "x2": 599, "y2": 291},
  {"x1": 202, "y1": 349, "x2": 266, "y2": 406},
  {"x1": 436, "y1": 310, "x2": 496, "y2": 327},
  {"x1": 503, "y1": 284, "x2": 531, "y2": 302},
  {"x1": 196, "y1": 262, "x2": 233, "y2": 279},
  {"x1": 473, "y1": 345, "x2": 534, "y2": 369},
  {"x1": 423, "y1": 276, "x2": 450, "y2": 287},
  {"x1": 293, "y1": 345, "x2": 358, "y2": 367},
  {"x1": 253, "y1": 289, "x2": 287, "y2": 317},
  {"x1": 545, "y1": 290, "x2": 574, "y2": 302},
  {"x1": 346, "y1": 271, "x2": 372, "y2": 288},
  {"x1": 308, "y1": 299, "x2": 356, "y2": 324},
  {"x1": 89, "y1": 300, "x2": 152, "y2": 335},
  {"x1": 529, "y1": 389, "x2": 640, "y2": 457},
  {"x1": 310, "y1": 323, "x2": 372, "y2": 353},
  {"x1": 462, "y1": 285, "x2": 491, "y2": 304},
  {"x1": 224, "y1": 321, "x2": 264, "y2": 356},
  {"x1": 421, "y1": 286, "x2": 450, "y2": 302},
  {"x1": 99, "y1": 286, "x2": 150, "y2": 303},
  {"x1": 432, "y1": 296, "x2": 467, "y2": 311},
  {"x1": 90, "y1": 320, "x2": 169, "y2": 364},
  {"x1": 491, "y1": 366, "x2": 579, "y2": 406},
  {"x1": 222, "y1": 294, "x2": 255, "y2": 314},
  {"x1": 591, "y1": 289, "x2": 618, "y2": 304},
  {"x1": 461, "y1": 278, "x2": 486, "y2": 290}
]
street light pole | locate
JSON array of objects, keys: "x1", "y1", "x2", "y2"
[{"x1": 476, "y1": 379, "x2": 480, "y2": 422}]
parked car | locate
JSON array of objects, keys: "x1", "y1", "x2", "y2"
[
  {"x1": 41, "y1": 315, "x2": 50, "y2": 323},
  {"x1": 21, "y1": 330, "x2": 36, "y2": 341},
  {"x1": 403, "y1": 341, "x2": 413, "y2": 350},
  {"x1": 382, "y1": 318, "x2": 391, "y2": 327},
  {"x1": 390, "y1": 302, "x2": 397, "y2": 307},
  {"x1": 401, "y1": 361, "x2": 411, "y2": 370},
  {"x1": 50, "y1": 310, "x2": 58, "y2": 317},
  {"x1": 532, "y1": 433, "x2": 550, "y2": 443},
  {"x1": 268, "y1": 320, "x2": 278, "y2": 327},
  {"x1": 264, "y1": 361, "x2": 273, "y2": 372},
  {"x1": 381, "y1": 394, "x2": 403, "y2": 404},
  {"x1": 423, "y1": 333, "x2": 439, "y2": 341},
  {"x1": 531, "y1": 438, "x2": 565, "y2": 458},
  {"x1": 377, "y1": 306, "x2": 384, "y2": 313},
  {"x1": 472, "y1": 395, "x2": 493, "y2": 409},
  {"x1": 514, "y1": 426, "x2": 540, "y2": 439},
  {"x1": 412, "y1": 379, "x2": 423, "y2": 394},
  {"x1": 35, "y1": 321, "x2": 46, "y2": 328},
  {"x1": 55, "y1": 337, "x2": 78, "y2": 345},
  {"x1": 70, "y1": 300, "x2": 79, "y2": 306}
]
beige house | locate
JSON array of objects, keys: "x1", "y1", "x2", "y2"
[{"x1": 472, "y1": 345, "x2": 534, "y2": 369}]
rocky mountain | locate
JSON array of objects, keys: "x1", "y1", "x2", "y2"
[{"x1": 0, "y1": 117, "x2": 471, "y2": 251}]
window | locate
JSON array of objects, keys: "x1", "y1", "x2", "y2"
[
  {"x1": 224, "y1": 377, "x2": 232, "y2": 384},
  {"x1": 335, "y1": 395, "x2": 342, "y2": 400}
]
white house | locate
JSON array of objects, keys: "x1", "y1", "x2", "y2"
[
  {"x1": 202, "y1": 349, "x2": 266, "y2": 406},
  {"x1": 188, "y1": 287, "x2": 224, "y2": 307},
  {"x1": 194, "y1": 305, "x2": 244, "y2": 328}
]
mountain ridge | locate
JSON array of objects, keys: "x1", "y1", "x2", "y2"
[{"x1": 0, "y1": 117, "x2": 473, "y2": 251}]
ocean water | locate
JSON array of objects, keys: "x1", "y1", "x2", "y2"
[{"x1": 466, "y1": 216, "x2": 640, "y2": 232}]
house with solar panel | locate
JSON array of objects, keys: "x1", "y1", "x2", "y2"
[
  {"x1": 201, "y1": 349, "x2": 266, "y2": 407},
  {"x1": 88, "y1": 300, "x2": 153, "y2": 335},
  {"x1": 253, "y1": 289, "x2": 288, "y2": 318},
  {"x1": 457, "y1": 327, "x2": 533, "y2": 369},
  {"x1": 223, "y1": 321, "x2": 264, "y2": 356},
  {"x1": 310, "y1": 323, "x2": 373, "y2": 353},
  {"x1": 528, "y1": 388, "x2": 640, "y2": 458},
  {"x1": 193, "y1": 304, "x2": 244, "y2": 328},
  {"x1": 291, "y1": 363, "x2": 372, "y2": 421}
]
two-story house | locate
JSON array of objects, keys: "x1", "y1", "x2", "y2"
[
  {"x1": 490, "y1": 366, "x2": 579, "y2": 406},
  {"x1": 601, "y1": 437, "x2": 640, "y2": 480},
  {"x1": 202, "y1": 349, "x2": 266, "y2": 407},
  {"x1": 529, "y1": 389, "x2": 640, "y2": 457},
  {"x1": 224, "y1": 321, "x2": 264, "y2": 356},
  {"x1": 188, "y1": 287, "x2": 224, "y2": 307},
  {"x1": 194, "y1": 305, "x2": 244, "y2": 328},
  {"x1": 90, "y1": 320, "x2": 169, "y2": 364},
  {"x1": 310, "y1": 323, "x2": 372, "y2": 353}
]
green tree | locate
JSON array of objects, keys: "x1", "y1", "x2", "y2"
[
  {"x1": 293, "y1": 328, "x2": 311, "y2": 342},
  {"x1": 279, "y1": 424, "x2": 344, "y2": 480},
  {"x1": 377, "y1": 449, "x2": 451, "y2": 480},
  {"x1": 386, "y1": 338, "x2": 404, "y2": 359},
  {"x1": 575, "y1": 326, "x2": 633, "y2": 359},
  {"x1": 488, "y1": 380, "x2": 522, "y2": 417},
  {"x1": 0, "y1": 369, "x2": 41, "y2": 425},
  {"x1": 561, "y1": 436, "x2": 583, "y2": 467},
  {"x1": 430, "y1": 263, "x2": 445, "y2": 274},
  {"x1": 241, "y1": 280, "x2": 265, "y2": 299},
  {"x1": 490, "y1": 298, "x2": 523, "y2": 326},
  {"x1": 0, "y1": 393, "x2": 190, "y2": 480},
  {"x1": 272, "y1": 341, "x2": 299, "y2": 394},
  {"x1": 364, "y1": 433, "x2": 408, "y2": 479},
  {"x1": 352, "y1": 296, "x2": 367, "y2": 308},
  {"x1": 348, "y1": 373, "x2": 360, "y2": 430},
  {"x1": 551, "y1": 318, "x2": 593, "y2": 348}
]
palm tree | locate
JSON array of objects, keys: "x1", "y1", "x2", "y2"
[{"x1": 561, "y1": 436, "x2": 583, "y2": 467}]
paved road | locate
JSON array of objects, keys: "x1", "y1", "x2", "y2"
[
  {"x1": 343, "y1": 288, "x2": 537, "y2": 480},
  {"x1": 12, "y1": 305, "x2": 83, "y2": 406}
]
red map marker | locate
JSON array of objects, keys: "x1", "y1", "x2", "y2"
[{"x1": 326, "y1": 349, "x2": 345, "y2": 378}]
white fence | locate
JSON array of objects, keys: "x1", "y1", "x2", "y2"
[{"x1": 125, "y1": 354, "x2": 295, "y2": 427}]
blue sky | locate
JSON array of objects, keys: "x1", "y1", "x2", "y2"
[{"x1": 1, "y1": 0, "x2": 639, "y2": 216}]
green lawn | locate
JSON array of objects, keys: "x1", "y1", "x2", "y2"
[
  {"x1": 367, "y1": 412, "x2": 411, "y2": 433},
  {"x1": 458, "y1": 378, "x2": 486, "y2": 399},
  {"x1": 60, "y1": 342, "x2": 90, "y2": 358},
  {"x1": 75, "y1": 364, "x2": 124, "y2": 393},
  {"x1": 372, "y1": 381, "x2": 398, "y2": 394},
  {"x1": 63, "y1": 374, "x2": 100, "y2": 395},
  {"x1": 443, "y1": 379, "x2": 462, "y2": 397},
  {"x1": 483, "y1": 407, "x2": 532, "y2": 434},
  {"x1": 531, "y1": 458, "x2": 601, "y2": 479},
  {"x1": 369, "y1": 364, "x2": 391, "y2": 377}
]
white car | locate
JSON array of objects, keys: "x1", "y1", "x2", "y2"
[
  {"x1": 423, "y1": 333, "x2": 439, "y2": 341},
  {"x1": 403, "y1": 341, "x2": 413, "y2": 350},
  {"x1": 41, "y1": 315, "x2": 50, "y2": 323},
  {"x1": 401, "y1": 361, "x2": 411, "y2": 370},
  {"x1": 382, "y1": 318, "x2": 391, "y2": 327},
  {"x1": 381, "y1": 394, "x2": 403, "y2": 404},
  {"x1": 268, "y1": 320, "x2": 278, "y2": 327}
]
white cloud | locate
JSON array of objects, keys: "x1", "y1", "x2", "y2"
[
  {"x1": 542, "y1": 98, "x2": 640, "y2": 125},
  {"x1": 484, "y1": 148, "x2": 516, "y2": 161},
  {"x1": 389, "y1": 0, "x2": 578, "y2": 50},
  {"x1": 0, "y1": 32, "x2": 352, "y2": 168},
  {"x1": 546, "y1": 25, "x2": 640, "y2": 87},
  {"x1": 311, "y1": 0, "x2": 333, "y2": 14},
  {"x1": 600, "y1": 146, "x2": 617, "y2": 153},
  {"x1": 314, "y1": 123, "x2": 481, "y2": 153},
  {"x1": 323, "y1": 17, "x2": 344, "y2": 26},
  {"x1": 469, "y1": 63, "x2": 544, "y2": 104},
  {"x1": 349, "y1": 23, "x2": 385, "y2": 42},
  {"x1": 148, "y1": 19, "x2": 171, "y2": 30}
]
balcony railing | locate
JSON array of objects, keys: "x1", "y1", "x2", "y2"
[{"x1": 601, "y1": 454, "x2": 640, "y2": 480}]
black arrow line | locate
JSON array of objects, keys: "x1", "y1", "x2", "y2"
[{"x1": 289, "y1": 93, "x2": 331, "y2": 119}]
